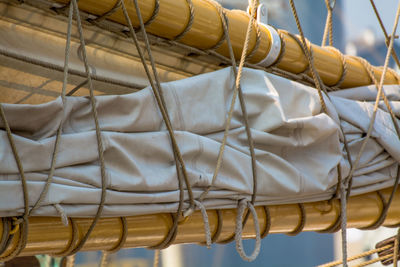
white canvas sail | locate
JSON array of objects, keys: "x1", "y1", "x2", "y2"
[{"x1": 1, "y1": 67, "x2": 399, "y2": 218}]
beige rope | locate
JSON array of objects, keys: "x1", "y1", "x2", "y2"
[
  {"x1": 65, "y1": 254, "x2": 76, "y2": 267},
  {"x1": 172, "y1": 0, "x2": 195, "y2": 41},
  {"x1": 119, "y1": 0, "x2": 195, "y2": 249},
  {"x1": 322, "y1": 0, "x2": 334, "y2": 47},
  {"x1": 198, "y1": 0, "x2": 259, "y2": 205},
  {"x1": 234, "y1": 199, "x2": 261, "y2": 262},
  {"x1": 320, "y1": 2, "x2": 400, "y2": 266},
  {"x1": 286, "y1": 203, "x2": 306, "y2": 236},
  {"x1": 288, "y1": 0, "x2": 329, "y2": 113},
  {"x1": 130, "y1": 0, "x2": 196, "y2": 214},
  {"x1": 211, "y1": 210, "x2": 223, "y2": 243},
  {"x1": 65, "y1": 0, "x2": 109, "y2": 255},
  {"x1": 107, "y1": 217, "x2": 128, "y2": 254},
  {"x1": 99, "y1": 251, "x2": 109, "y2": 267},
  {"x1": 28, "y1": 0, "x2": 74, "y2": 217},
  {"x1": 318, "y1": 244, "x2": 391, "y2": 267},
  {"x1": 369, "y1": 0, "x2": 400, "y2": 69},
  {"x1": 153, "y1": 250, "x2": 160, "y2": 267},
  {"x1": 193, "y1": 200, "x2": 212, "y2": 248},
  {"x1": 355, "y1": 254, "x2": 393, "y2": 267},
  {"x1": 394, "y1": 229, "x2": 400, "y2": 267},
  {"x1": 53, "y1": 218, "x2": 79, "y2": 257},
  {"x1": 325, "y1": 46, "x2": 347, "y2": 90}
]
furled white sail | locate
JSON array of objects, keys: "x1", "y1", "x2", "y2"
[{"x1": 0, "y1": 67, "x2": 399, "y2": 218}]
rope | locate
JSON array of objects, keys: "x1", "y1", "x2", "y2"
[
  {"x1": 171, "y1": 0, "x2": 195, "y2": 41},
  {"x1": 107, "y1": 217, "x2": 128, "y2": 253},
  {"x1": 211, "y1": 210, "x2": 223, "y2": 243},
  {"x1": 288, "y1": 0, "x2": 329, "y2": 113},
  {"x1": 18, "y1": 0, "x2": 400, "y2": 93},
  {"x1": 131, "y1": 0, "x2": 195, "y2": 215},
  {"x1": 118, "y1": 0, "x2": 195, "y2": 249},
  {"x1": 318, "y1": 244, "x2": 391, "y2": 267},
  {"x1": 28, "y1": 0, "x2": 74, "y2": 217},
  {"x1": 65, "y1": 254, "x2": 75, "y2": 267},
  {"x1": 193, "y1": 200, "x2": 212, "y2": 248},
  {"x1": 195, "y1": 2, "x2": 260, "y2": 248},
  {"x1": 0, "y1": 218, "x2": 11, "y2": 257},
  {"x1": 54, "y1": 204, "x2": 69, "y2": 226},
  {"x1": 344, "y1": 8, "x2": 400, "y2": 199},
  {"x1": 99, "y1": 251, "x2": 109, "y2": 267},
  {"x1": 286, "y1": 203, "x2": 306, "y2": 236},
  {"x1": 325, "y1": 46, "x2": 347, "y2": 90},
  {"x1": 322, "y1": 0, "x2": 334, "y2": 47},
  {"x1": 87, "y1": 0, "x2": 122, "y2": 24},
  {"x1": 340, "y1": 177, "x2": 348, "y2": 267},
  {"x1": 234, "y1": 199, "x2": 261, "y2": 262},
  {"x1": 360, "y1": 170, "x2": 400, "y2": 230},
  {"x1": 288, "y1": 1, "x2": 351, "y2": 265},
  {"x1": 53, "y1": 218, "x2": 79, "y2": 257},
  {"x1": 394, "y1": 229, "x2": 400, "y2": 267},
  {"x1": 153, "y1": 249, "x2": 160, "y2": 267},
  {"x1": 246, "y1": 18, "x2": 261, "y2": 61},
  {"x1": 356, "y1": 254, "x2": 394, "y2": 267},
  {"x1": 0, "y1": 51, "x2": 30, "y2": 261},
  {"x1": 66, "y1": 0, "x2": 109, "y2": 255},
  {"x1": 369, "y1": 0, "x2": 400, "y2": 69},
  {"x1": 261, "y1": 206, "x2": 271, "y2": 238},
  {"x1": 198, "y1": 0, "x2": 259, "y2": 207},
  {"x1": 144, "y1": 0, "x2": 160, "y2": 27}
]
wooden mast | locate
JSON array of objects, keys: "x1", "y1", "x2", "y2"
[
  {"x1": 1, "y1": 0, "x2": 400, "y2": 259},
  {"x1": 1, "y1": 188, "x2": 399, "y2": 257},
  {"x1": 50, "y1": 0, "x2": 400, "y2": 88}
]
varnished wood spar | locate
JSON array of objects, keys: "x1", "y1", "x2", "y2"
[
  {"x1": 50, "y1": 0, "x2": 400, "y2": 88},
  {"x1": 0, "y1": 188, "x2": 399, "y2": 257}
]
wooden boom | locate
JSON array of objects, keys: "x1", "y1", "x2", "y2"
[
  {"x1": 49, "y1": 0, "x2": 400, "y2": 88},
  {"x1": 0, "y1": 188, "x2": 399, "y2": 257}
]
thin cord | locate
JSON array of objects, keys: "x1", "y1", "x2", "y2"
[
  {"x1": 119, "y1": 0, "x2": 191, "y2": 249},
  {"x1": 67, "y1": 0, "x2": 109, "y2": 255},
  {"x1": 369, "y1": 0, "x2": 400, "y2": 69}
]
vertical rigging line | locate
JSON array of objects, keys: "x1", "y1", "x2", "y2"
[
  {"x1": 369, "y1": 0, "x2": 400, "y2": 69},
  {"x1": 66, "y1": 0, "x2": 109, "y2": 254},
  {"x1": 131, "y1": 0, "x2": 195, "y2": 212}
]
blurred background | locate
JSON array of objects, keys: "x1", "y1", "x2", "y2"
[{"x1": 70, "y1": 0, "x2": 400, "y2": 266}]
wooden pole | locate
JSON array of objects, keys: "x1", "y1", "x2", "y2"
[
  {"x1": 50, "y1": 0, "x2": 400, "y2": 88},
  {"x1": 0, "y1": 188, "x2": 399, "y2": 257}
]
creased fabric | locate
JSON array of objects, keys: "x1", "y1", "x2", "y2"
[{"x1": 0, "y1": 68, "x2": 399, "y2": 217}]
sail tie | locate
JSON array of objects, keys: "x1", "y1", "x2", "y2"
[{"x1": 234, "y1": 199, "x2": 261, "y2": 262}]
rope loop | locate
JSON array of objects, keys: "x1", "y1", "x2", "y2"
[
  {"x1": 325, "y1": 46, "x2": 347, "y2": 90},
  {"x1": 193, "y1": 200, "x2": 212, "y2": 248},
  {"x1": 144, "y1": 0, "x2": 160, "y2": 27},
  {"x1": 53, "y1": 218, "x2": 78, "y2": 257},
  {"x1": 286, "y1": 203, "x2": 306, "y2": 236},
  {"x1": 172, "y1": 0, "x2": 195, "y2": 42},
  {"x1": 107, "y1": 217, "x2": 128, "y2": 253},
  {"x1": 149, "y1": 213, "x2": 179, "y2": 250},
  {"x1": 261, "y1": 206, "x2": 271, "y2": 238},
  {"x1": 246, "y1": 18, "x2": 262, "y2": 61},
  {"x1": 235, "y1": 199, "x2": 261, "y2": 262},
  {"x1": 0, "y1": 218, "x2": 12, "y2": 257},
  {"x1": 211, "y1": 210, "x2": 223, "y2": 243}
]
